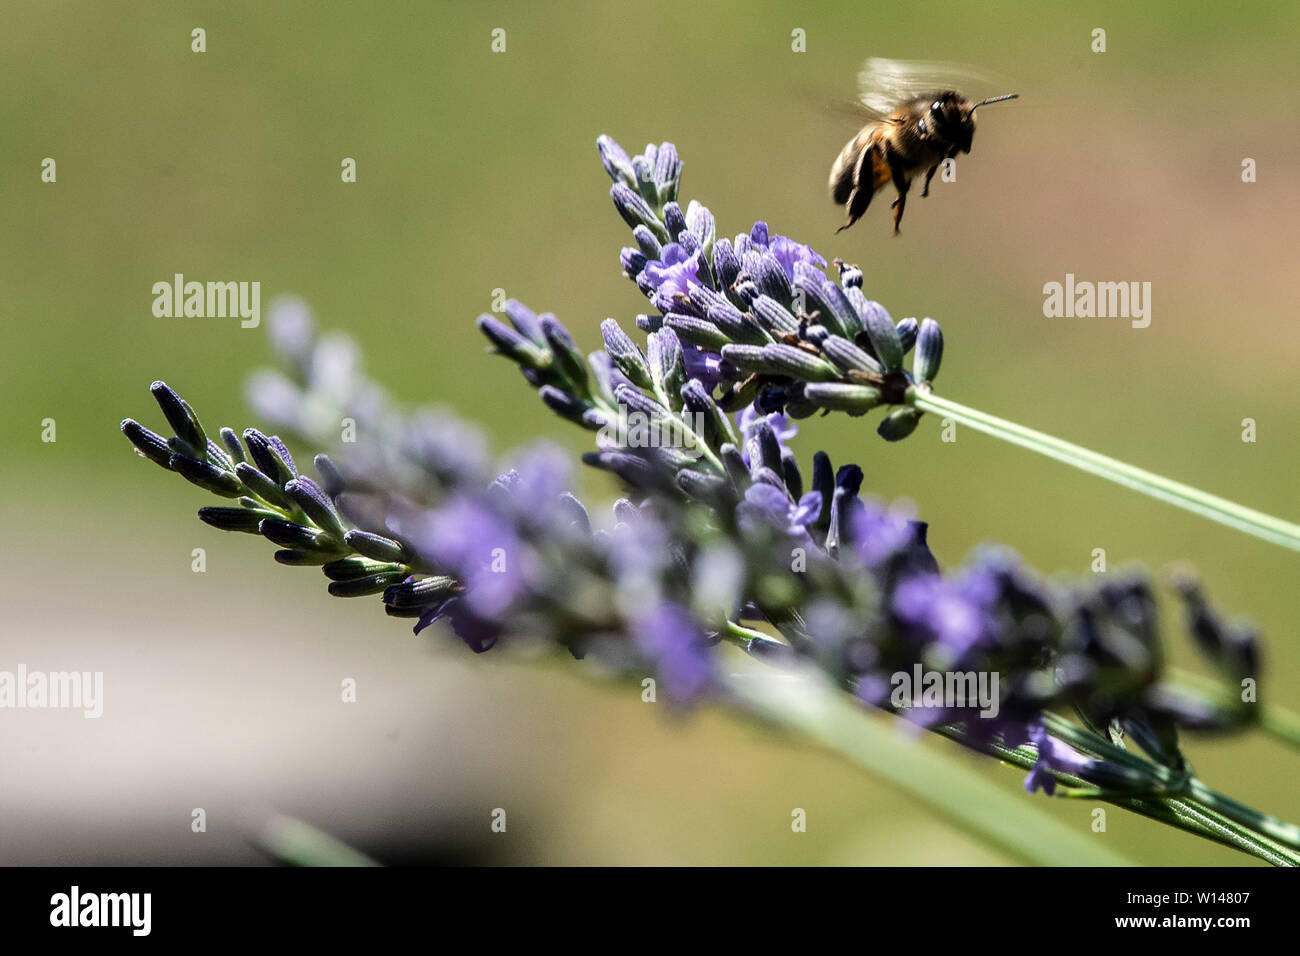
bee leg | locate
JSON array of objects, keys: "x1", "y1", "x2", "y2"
[
  {"x1": 889, "y1": 176, "x2": 911, "y2": 235},
  {"x1": 921, "y1": 163, "x2": 939, "y2": 198},
  {"x1": 836, "y1": 141, "x2": 890, "y2": 234}
]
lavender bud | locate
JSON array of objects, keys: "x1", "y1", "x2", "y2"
[
  {"x1": 720, "y1": 344, "x2": 779, "y2": 377},
  {"x1": 502, "y1": 299, "x2": 545, "y2": 345},
  {"x1": 747, "y1": 421, "x2": 784, "y2": 478},
  {"x1": 685, "y1": 200, "x2": 715, "y2": 249},
  {"x1": 613, "y1": 386, "x2": 672, "y2": 435},
  {"x1": 120, "y1": 419, "x2": 174, "y2": 470},
  {"x1": 750, "y1": 295, "x2": 800, "y2": 338},
  {"x1": 259, "y1": 516, "x2": 345, "y2": 553},
  {"x1": 780, "y1": 448, "x2": 803, "y2": 500},
  {"x1": 621, "y1": 248, "x2": 648, "y2": 277},
  {"x1": 626, "y1": 224, "x2": 661, "y2": 260},
  {"x1": 820, "y1": 335, "x2": 882, "y2": 376},
  {"x1": 647, "y1": 328, "x2": 687, "y2": 403},
  {"x1": 610, "y1": 183, "x2": 669, "y2": 243},
  {"x1": 312, "y1": 454, "x2": 346, "y2": 497},
  {"x1": 706, "y1": 299, "x2": 768, "y2": 345},
  {"x1": 676, "y1": 468, "x2": 733, "y2": 506},
  {"x1": 803, "y1": 383, "x2": 883, "y2": 415},
  {"x1": 753, "y1": 253, "x2": 792, "y2": 303},
  {"x1": 877, "y1": 407, "x2": 923, "y2": 442},
  {"x1": 539, "y1": 385, "x2": 593, "y2": 426},
  {"x1": 169, "y1": 454, "x2": 243, "y2": 498},
  {"x1": 760, "y1": 344, "x2": 841, "y2": 382},
  {"x1": 663, "y1": 202, "x2": 688, "y2": 242},
  {"x1": 344, "y1": 529, "x2": 411, "y2": 564},
  {"x1": 201, "y1": 439, "x2": 232, "y2": 473},
  {"x1": 197, "y1": 505, "x2": 276, "y2": 534},
  {"x1": 915, "y1": 318, "x2": 944, "y2": 384},
  {"x1": 541, "y1": 315, "x2": 590, "y2": 395},
  {"x1": 601, "y1": 318, "x2": 654, "y2": 389},
  {"x1": 284, "y1": 477, "x2": 346, "y2": 538},
  {"x1": 631, "y1": 156, "x2": 658, "y2": 205},
  {"x1": 383, "y1": 575, "x2": 460, "y2": 609},
  {"x1": 273, "y1": 549, "x2": 334, "y2": 566},
  {"x1": 811, "y1": 451, "x2": 834, "y2": 531},
  {"x1": 654, "y1": 143, "x2": 681, "y2": 202},
  {"x1": 896, "y1": 317, "x2": 919, "y2": 354},
  {"x1": 234, "y1": 461, "x2": 295, "y2": 511},
  {"x1": 814, "y1": 280, "x2": 861, "y2": 339},
  {"x1": 218, "y1": 429, "x2": 244, "y2": 468},
  {"x1": 243, "y1": 428, "x2": 296, "y2": 486},
  {"x1": 328, "y1": 571, "x2": 410, "y2": 598},
  {"x1": 664, "y1": 313, "x2": 732, "y2": 351},
  {"x1": 150, "y1": 381, "x2": 207, "y2": 459},
  {"x1": 857, "y1": 300, "x2": 903, "y2": 372},
  {"x1": 596, "y1": 135, "x2": 636, "y2": 186},
  {"x1": 712, "y1": 238, "x2": 740, "y2": 293},
  {"x1": 719, "y1": 443, "x2": 750, "y2": 490},
  {"x1": 681, "y1": 380, "x2": 731, "y2": 450}
]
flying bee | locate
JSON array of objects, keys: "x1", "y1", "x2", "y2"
[{"x1": 829, "y1": 58, "x2": 1018, "y2": 235}]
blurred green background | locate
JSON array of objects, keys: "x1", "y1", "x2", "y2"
[{"x1": 3, "y1": 0, "x2": 1299, "y2": 864}]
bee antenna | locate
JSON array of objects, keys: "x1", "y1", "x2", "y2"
[{"x1": 971, "y1": 93, "x2": 1019, "y2": 111}]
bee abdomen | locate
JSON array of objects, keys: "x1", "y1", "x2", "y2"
[{"x1": 828, "y1": 127, "x2": 877, "y2": 204}]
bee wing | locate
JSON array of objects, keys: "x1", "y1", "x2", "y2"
[{"x1": 856, "y1": 57, "x2": 1015, "y2": 114}]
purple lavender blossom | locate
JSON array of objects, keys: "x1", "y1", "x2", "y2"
[
  {"x1": 640, "y1": 243, "x2": 704, "y2": 314},
  {"x1": 633, "y1": 602, "x2": 715, "y2": 703}
]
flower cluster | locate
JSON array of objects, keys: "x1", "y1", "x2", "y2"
[
  {"x1": 599, "y1": 136, "x2": 940, "y2": 441},
  {"x1": 118, "y1": 135, "x2": 1283, "y2": 858}
]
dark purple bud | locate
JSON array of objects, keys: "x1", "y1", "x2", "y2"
[
  {"x1": 328, "y1": 571, "x2": 410, "y2": 598},
  {"x1": 750, "y1": 295, "x2": 800, "y2": 337},
  {"x1": 234, "y1": 461, "x2": 295, "y2": 511},
  {"x1": 198, "y1": 505, "x2": 276, "y2": 534},
  {"x1": 383, "y1": 575, "x2": 460, "y2": 610},
  {"x1": 596, "y1": 135, "x2": 635, "y2": 185},
  {"x1": 753, "y1": 253, "x2": 792, "y2": 303},
  {"x1": 713, "y1": 238, "x2": 740, "y2": 293},
  {"x1": 149, "y1": 381, "x2": 207, "y2": 459},
  {"x1": 820, "y1": 336, "x2": 882, "y2": 375},
  {"x1": 243, "y1": 428, "x2": 296, "y2": 486},
  {"x1": 896, "y1": 317, "x2": 919, "y2": 353},
  {"x1": 663, "y1": 202, "x2": 687, "y2": 242},
  {"x1": 632, "y1": 225, "x2": 662, "y2": 260},
  {"x1": 541, "y1": 315, "x2": 590, "y2": 394},
  {"x1": 664, "y1": 313, "x2": 731, "y2": 351},
  {"x1": 760, "y1": 344, "x2": 841, "y2": 382},
  {"x1": 120, "y1": 419, "x2": 174, "y2": 470},
  {"x1": 344, "y1": 529, "x2": 411, "y2": 564},
  {"x1": 877, "y1": 407, "x2": 923, "y2": 442},
  {"x1": 285, "y1": 476, "x2": 346, "y2": 538},
  {"x1": 621, "y1": 248, "x2": 648, "y2": 277},
  {"x1": 611, "y1": 183, "x2": 669, "y2": 243},
  {"x1": 169, "y1": 453, "x2": 243, "y2": 498},
  {"x1": 259, "y1": 516, "x2": 344, "y2": 553},
  {"x1": 915, "y1": 318, "x2": 943, "y2": 383},
  {"x1": 601, "y1": 318, "x2": 654, "y2": 389}
]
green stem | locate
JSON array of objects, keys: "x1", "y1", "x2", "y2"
[{"x1": 909, "y1": 390, "x2": 1300, "y2": 553}]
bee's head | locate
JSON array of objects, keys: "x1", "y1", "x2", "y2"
[{"x1": 927, "y1": 92, "x2": 976, "y2": 153}]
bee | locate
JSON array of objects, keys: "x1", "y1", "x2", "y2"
[{"x1": 829, "y1": 58, "x2": 1018, "y2": 235}]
